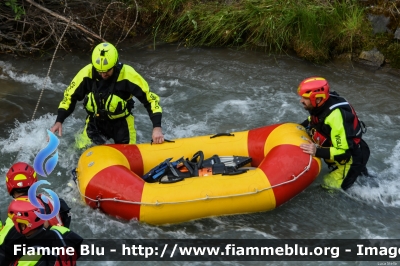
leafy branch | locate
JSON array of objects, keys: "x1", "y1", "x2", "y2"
[{"x1": 5, "y1": 0, "x2": 25, "y2": 20}]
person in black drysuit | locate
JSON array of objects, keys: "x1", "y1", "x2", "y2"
[{"x1": 297, "y1": 77, "x2": 370, "y2": 190}]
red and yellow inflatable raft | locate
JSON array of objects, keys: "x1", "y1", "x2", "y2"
[{"x1": 75, "y1": 123, "x2": 321, "y2": 225}]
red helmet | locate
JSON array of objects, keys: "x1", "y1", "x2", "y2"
[
  {"x1": 8, "y1": 196, "x2": 45, "y2": 235},
  {"x1": 297, "y1": 77, "x2": 330, "y2": 107},
  {"x1": 6, "y1": 162, "x2": 37, "y2": 195}
]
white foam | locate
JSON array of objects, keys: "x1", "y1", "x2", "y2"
[
  {"x1": 0, "y1": 113, "x2": 85, "y2": 169},
  {"x1": 0, "y1": 60, "x2": 66, "y2": 92},
  {"x1": 160, "y1": 79, "x2": 181, "y2": 87},
  {"x1": 213, "y1": 99, "x2": 250, "y2": 115},
  {"x1": 0, "y1": 114, "x2": 55, "y2": 162},
  {"x1": 348, "y1": 140, "x2": 400, "y2": 207}
]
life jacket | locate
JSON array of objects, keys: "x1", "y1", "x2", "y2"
[
  {"x1": 50, "y1": 226, "x2": 78, "y2": 266},
  {"x1": 0, "y1": 218, "x2": 14, "y2": 246},
  {"x1": 10, "y1": 226, "x2": 78, "y2": 266},
  {"x1": 84, "y1": 63, "x2": 134, "y2": 120},
  {"x1": 37, "y1": 194, "x2": 64, "y2": 227},
  {"x1": 308, "y1": 92, "x2": 365, "y2": 147}
]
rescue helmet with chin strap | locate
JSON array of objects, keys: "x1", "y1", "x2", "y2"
[
  {"x1": 92, "y1": 42, "x2": 119, "y2": 72},
  {"x1": 6, "y1": 162, "x2": 37, "y2": 196},
  {"x1": 8, "y1": 196, "x2": 45, "y2": 235},
  {"x1": 297, "y1": 77, "x2": 330, "y2": 107}
]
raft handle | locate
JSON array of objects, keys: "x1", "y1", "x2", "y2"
[
  {"x1": 210, "y1": 133, "x2": 234, "y2": 139},
  {"x1": 96, "y1": 195, "x2": 102, "y2": 209},
  {"x1": 151, "y1": 138, "x2": 175, "y2": 145}
]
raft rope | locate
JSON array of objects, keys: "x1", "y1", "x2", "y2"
[
  {"x1": 31, "y1": 0, "x2": 139, "y2": 120},
  {"x1": 31, "y1": 18, "x2": 71, "y2": 121},
  {"x1": 74, "y1": 155, "x2": 314, "y2": 207}
]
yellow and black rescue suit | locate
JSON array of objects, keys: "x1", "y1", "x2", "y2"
[
  {"x1": 301, "y1": 92, "x2": 370, "y2": 190},
  {"x1": 55, "y1": 62, "x2": 162, "y2": 147}
]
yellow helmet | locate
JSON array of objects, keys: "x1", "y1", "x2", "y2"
[{"x1": 91, "y1": 43, "x2": 118, "y2": 72}]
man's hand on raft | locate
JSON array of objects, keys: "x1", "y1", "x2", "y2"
[
  {"x1": 300, "y1": 140, "x2": 317, "y2": 156},
  {"x1": 152, "y1": 127, "x2": 164, "y2": 144}
]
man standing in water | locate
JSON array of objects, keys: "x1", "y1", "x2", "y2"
[
  {"x1": 297, "y1": 77, "x2": 370, "y2": 190},
  {"x1": 50, "y1": 42, "x2": 164, "y2": 148}
]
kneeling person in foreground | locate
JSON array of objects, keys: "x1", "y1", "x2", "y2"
[{"x1": 297, "y1": 77, "x2": 370, "y2": 190}]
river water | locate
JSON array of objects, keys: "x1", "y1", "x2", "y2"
[{"x1": 1, "y1": 43, "x2": 399, "y2": 266}]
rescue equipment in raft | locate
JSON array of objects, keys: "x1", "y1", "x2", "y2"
[{"x1": 143, "y1": 151, "x2": 252, "y2": 183}]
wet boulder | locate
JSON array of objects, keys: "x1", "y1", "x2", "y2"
[{"x1": 357, "y1": 47, "x2": 385, "y2": 68}]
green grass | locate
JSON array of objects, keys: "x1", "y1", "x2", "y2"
[{"x1": 138, "y1": 0, "x2": 369, "y2": 62}]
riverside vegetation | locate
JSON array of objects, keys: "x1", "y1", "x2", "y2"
[{"x1": 1, "y1": 0, "x2": 400, "y2": 67}]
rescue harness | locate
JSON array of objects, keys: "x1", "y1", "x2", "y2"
[{"x1": 84, "y1": 63, "x2": 134, "y2": 121}]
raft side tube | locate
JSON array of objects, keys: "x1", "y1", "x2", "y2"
[
  {"x1": 261, "y1": 144, "x2": 320, "y2": 207},
  {"x1": 107, "y1": 144, "x2": 143, "y2": 175},
  {"x1": 85, "y1": 165, "x2": 144, "y2": 220},
  {"x1": 248, "y1": 123, "x2": 281, "y2": 166},
  {"x1": 260, "y1": 123, "x2": 321, "y2": 206},
  {"x1": 77, "y1": 146, "x2": 132, "y2": 199},
  {"x1": 139, "y1": 169, "x2": 276, "y2": 225}
]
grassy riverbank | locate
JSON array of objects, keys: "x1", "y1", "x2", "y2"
[
  {"x1": 136, "y1": 0, "x2": 369, "y2": 63},
  {"x1": 1, "y1": 0, "x2": 400, "y2": 67},
  {"x1": 132, "y1": 0, "x2": 400, "y2": 67}
]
